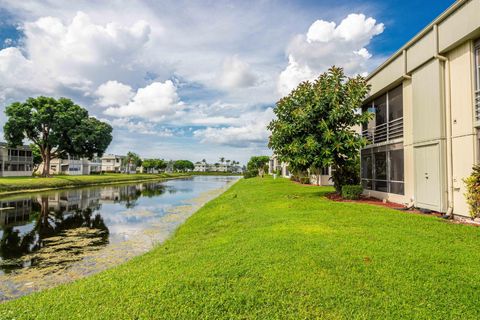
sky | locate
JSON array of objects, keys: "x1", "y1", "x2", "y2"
[{"x1": 0, "y1": 0, "x2": 454, "y2": 164}]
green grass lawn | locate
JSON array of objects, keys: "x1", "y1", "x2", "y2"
[
  {"x1": 1, "y1": 177, "x2": 480, "y2": 319},
  {"x1": 0, "y1": 173, "x2": 189, "y2": 194}
]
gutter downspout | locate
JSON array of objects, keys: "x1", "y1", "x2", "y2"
[
  {"x1": 444, "y1": 56, "x2": 454, "y2": 217},
  {"x1": 434, "y1": 24, "x2": 454, "y2": 217}
]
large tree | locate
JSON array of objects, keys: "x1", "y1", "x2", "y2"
[
  {"x1": 268, "y1": 66, "x2": 371, "y2": 192},
  {"x1": 4, "y1": 96, "x2": 113, "y2": 177},
  {"x1": 173, "y1": 160, "x2": 194, "y2": 172}
]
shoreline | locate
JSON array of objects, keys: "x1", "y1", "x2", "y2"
[
  {"x1": 0, "y1": 173, "x2": 242, "y2": 198},
  {"x1": 0, "y1": 176, "x2": 240, "y2": 301}
]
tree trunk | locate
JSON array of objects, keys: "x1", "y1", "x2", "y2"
[{"x1": 41, "y1": 149, "x2": 50, "y2": 177}]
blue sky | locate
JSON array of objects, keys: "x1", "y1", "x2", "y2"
[{"x1": 0, "y1": 0, "x2": 454, "y2": 164}]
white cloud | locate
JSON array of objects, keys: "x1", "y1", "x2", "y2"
[
  {"x1": 277, "y1": 55, "x2": 315, "y2": 97},
  {"x1": 95, "y1": 80, "x2": 134, "y2": 107},
  {"x1": 193, "y1": 108, "x2": 274, "y2": 148},
  {"x1": 278, "y1": 13, "x2": 384, "y2": 96},
  {"x1": 0, "y1": 47, "x2": 55, "y2": 103},
  {"x1": 219, "y1": 55, "x2": 257, "y2": 89},
  {"x1": 105, "y1": 118, "x2": 175, "y2": 137},
  {"x1": 0, "y1": 11, "x2": 152, "y2": 104},
  {"x1": 104, "y1": 80, "x2": 184, "y2": 121}
]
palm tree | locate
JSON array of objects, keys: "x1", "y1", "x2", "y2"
[{"x1": 219, "y1": 157, "x2": 225, "y2": 164}]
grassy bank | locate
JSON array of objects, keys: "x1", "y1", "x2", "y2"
[
  {"x1": 0, "y1": 173, "x2": 188, "y2": 195},
  {"x1": 2, "y1": 177, "x2": 480, "y2": 319}
]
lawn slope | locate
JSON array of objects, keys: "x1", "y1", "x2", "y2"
[{"x1": 1, "y1": 177, "x2": 480, "y2": 319}]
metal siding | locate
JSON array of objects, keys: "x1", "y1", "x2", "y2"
[
  {"x1": 406, "y1": 30, "x2": 435, "y2": 73},
  {"x1": 368, "y1": 55, "x2": 404, "y2": 96},
  {"x1": 449, "y1": 42, "x2": 475, "y2": 136},
  {"x1": 452, "y1": 134, "x2": 476, "y2": 217},
  {"x1": 438, "y1": 0, "x2": 480, "y2": 52},
  {"x1": 412, "y1": 60, "x2": 444, "y2": 143}
]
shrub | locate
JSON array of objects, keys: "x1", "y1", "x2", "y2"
[
  {"x1": 243, "y1": 170, "x2": 258, "y2": 179},
  {"x1": 331, "y1": 157, "x2": 361, "y2": 193},
  {"x1": 299, "y1": 177, "x2": 310, "y2": 184},
  {"x1": 464, "y1": 165, "x2": 480, "y2": 218},
  {"x1": 341, "y1": 185, "x2": 363, "y2": 200}
]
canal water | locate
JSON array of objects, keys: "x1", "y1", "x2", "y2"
[{"x1": 0, "y1": 175, "x2": 239, "y2": 301}]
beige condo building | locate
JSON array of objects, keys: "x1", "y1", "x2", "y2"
[{"x1": 361, "y1": 0, "x2": 480, "y2": 217}]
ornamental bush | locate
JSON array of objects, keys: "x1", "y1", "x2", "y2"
[
  {"x1": 341, "y1": 185, "x2": 363, "y2": 200},
  {"x1": 243, "y1": 170, "x2": 258, "y2": 179},
  {"x1": 464, "y1": 165, "x2": 480, "y2": 218}
]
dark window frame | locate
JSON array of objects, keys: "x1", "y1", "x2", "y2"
[
  {"x1": 362, "y1": 84, "x2": 404, "y2": 144},
  {"x1": 361, "y1": 143, "x2": 404, "y2": 195}
]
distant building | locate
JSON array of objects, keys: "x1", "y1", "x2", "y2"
[
  {"x1": 0, "y1": 143, "x2": 33, "y2": 177},
  {"x1": 0, "y1": 199, "x2": 32, "y2": 228},
  {"x1": 193, "y1": 161, "x2": 241, "y2": 173},
  {"x1": 101, "y1": 154, "x2": 126, "y2": 173},
  {"x1": 40, "y1": 155, "x2": 102, "y2": 175},
  {"x1": 268, "y1": 154, "x2": 332, "y2": 185},
  {"x1": 268, "y1": 155, "x2": 291, "y2": 178},
  {"x1": 194, "y1": 161, "x2": 208, "y2": 172}
]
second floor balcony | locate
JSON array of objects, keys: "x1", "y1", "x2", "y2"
[{"x1": 362, "y1": 117, "x2": 404, "y2": 144}]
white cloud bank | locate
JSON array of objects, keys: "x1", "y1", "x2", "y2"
[
  {"x1": 104, "y1": 80, "x2": 184, "y2": 121},
  {"x1": 95, "y1": 80, "x2": 134, "y2": 107},
  {"x1": 278, "y1": 13, "x2": 384, "y2": 96},
  {"x1": 0, "y1": 11, "x2": 151, "y2": 103},
  {"x1": 193, "y1": 108, "x2": 274, "y2": 148},
  {"x1": 219, "y1": 55, "x2": 257, "y2": 89}
]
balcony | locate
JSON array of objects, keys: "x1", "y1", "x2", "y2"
[
  {"x1": 362, "y1": 117, "x2": 403, "y2": 144},
  {"x1": 7, "y1": 156, "x2": 33, "y2": 163}
]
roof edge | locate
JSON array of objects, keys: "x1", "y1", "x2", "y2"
[{"x1": 366, "y1": 0, "x2": 469, "y2": 81}]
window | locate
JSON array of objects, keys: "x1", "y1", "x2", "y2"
[
  {"x1": 374, "y1": 95, "x2": 387, "y2": 127},
  {"x1": 362, "y1": 85, "x2": 404, "y2": 143},
  {"x1": 388, "y1": 85, "x2": 403, "y2": 121},
  {"x1": 361, "y1": 143, "x2": 404, "y2": 195},
  {"x1": 321, "y1": 167, "x2": 329, "y2": 175},
  {"x1": 19, "y1": 150, "x2": 25, "y2": 157},
  {"x1": 389, "y1": 149, "x2": 404, "y2": 194},
  {"x1": 26, "y1": 151, "x2": 32, "y2": 157}
]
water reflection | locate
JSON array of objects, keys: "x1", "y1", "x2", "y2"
[{"x1": 0, "y1": 176, "x2": 238, "y2": 300}]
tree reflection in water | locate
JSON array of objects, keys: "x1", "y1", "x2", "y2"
[{"x1": 0, "y1": 182, "x2": 166, "y2": 274}]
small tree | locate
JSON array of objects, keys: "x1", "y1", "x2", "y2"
[
  {"x1": 247, "y1": 156, "x2": 270, "y2": 177},
  {"x1": 142, "y1": 159, "x2": 166, "y2": 173},
  {"x1": 4, "y1": 96, "x2": 112, "y2": 177},
  {"x1": 268, "y1": 66, "x2": 371, "y2": 192},
  {"x1": 123, "y1": 152, "x2": 142, "y2": 173},
  {"x1": 154, "y1": 159, "x2": 167, "y2": 172},
  {"x1": 29, "y1": 144, "x2": 43, "y2": 174}
]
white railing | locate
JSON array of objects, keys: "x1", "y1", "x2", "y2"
[{"x1": 362, "y1": 117, "x2": 403, "y2": 144}]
